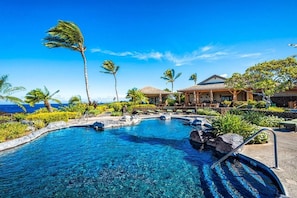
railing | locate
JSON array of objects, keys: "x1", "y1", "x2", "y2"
[{"x1": 211, "y1": 128, "x2": 278, "y2": 169}]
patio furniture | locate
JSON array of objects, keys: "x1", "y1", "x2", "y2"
[{"x1": 279, "y1": 119, "x2": 297, "y2": 132}]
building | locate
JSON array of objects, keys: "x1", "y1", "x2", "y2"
[{"x1": 140, "y1": 86, "x2": 172, "y2": 105}]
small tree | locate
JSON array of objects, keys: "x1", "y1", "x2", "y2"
[
  {"x1": 0, "y1": 75, "x2": 26, "y2": 111},
  {"x1": 25, "y1": 86, "x2": 61, "y2": 112},
  {"x1": 126, "y1": 88, "x2": 148, "y2": 104}
]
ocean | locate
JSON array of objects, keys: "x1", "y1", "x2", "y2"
[{"x1": 0, "y1": 104, "x2": 65, "y2": 114}]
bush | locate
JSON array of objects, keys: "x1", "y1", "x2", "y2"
[
  {"x1": 242, "y1": 111, "x2": 265, "y2": 126},
  {"x1": 196, "y1": 108, "x2": 220, "y2": 116},
  {"x1": 0, "y1": 122, "x2": 28, "y2": 142},
  {"x1": 108, "y1": 102, "x2": 123, "y2": 112},
  {"x1": 233, "y1": 101, "x2": 248, "y2": 108},
  {"x1": 0, "y1": 115, "x2": 11, "y2": 123},
  {"x1": 26, "y1": 112, "x2": 78, "y2": 125},
  {"x1": 222, "y1": 100, "x2": 232, "y2": 107},
  {"x1": 256, "y1": 101, "x2": 266, "y2": 108},
  {"x1": 13, "y1": 113, "x2": 27, "y2": 122},
  {"x1": 247, "y1": 100, "x2": 257, "y2": 106},
  {"x1": 258, "y1": 115, "x2": 284, "y2": 127},
  {"x1": 267, "y1": 106, "x2": 285, "y2": 112},
  {"x1": 111, "y1": 111, "x2": 122, "y2": 116},
  {"x1": 212, "y1": 113, "x2": 267, "y2": 144}
]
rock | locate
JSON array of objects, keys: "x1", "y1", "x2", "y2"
[
  {"x1": 190, "y1": 130, "x2": 204, "y2": 144},
  {"x1": 46, "y1": 121, "x2": 67, "y2": 129},
  {"x1": 215, "y1": 133, "x2": 243, "y2": 154}
]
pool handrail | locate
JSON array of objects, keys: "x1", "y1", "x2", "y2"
[{"x1": 211, "y1": 128, "x2": 278, "y2": 169}]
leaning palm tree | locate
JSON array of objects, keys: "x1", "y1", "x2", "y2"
[
  {"x1": 43, "y1": 20, "x2": 91, "y2": 104},
  {"x1": 189, "y1": 73, "x2": 197, "y2": 85},
  {"x1": 101, "y1": 60, "x2": 120, "y2": 102},
  {"x1": 160, "y1": 69, "x2": 182, "y2": 92},
  {"x1": 25, "y1": 86, "x2": 61, "y2": 112},
  {"x1": 0, "y1": 75, "x2": 26, "y2": 111},
  {"x1": 68, "y1": 95, "x2": 82, "y2": 105}
]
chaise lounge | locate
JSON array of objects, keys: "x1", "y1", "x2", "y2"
[{"x1": 279, "y1": 118, "x2": 297, "y2": 132}]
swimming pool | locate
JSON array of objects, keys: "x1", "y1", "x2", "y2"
[{"x1": 0, "y1": 119, "x2": 283, "y2": 197}]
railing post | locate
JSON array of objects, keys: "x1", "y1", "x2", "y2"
[{"x1": 211, "y1": 128, "x2": 279, "y2": 169}]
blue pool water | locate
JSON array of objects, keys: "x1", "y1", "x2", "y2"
[{"x1": 0, "y1": 119, "x2": 281, "y2": 197}]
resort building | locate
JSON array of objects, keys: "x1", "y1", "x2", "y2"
[
  {"x1": 177, "y1": 75, "x2": 252, "y2": 107},
  {"x1": 140, "y1": 75, "x2": 297, "y2": 108},
  {"x1": 140, "y1": 86, "x2": 171, "y2": 105}
]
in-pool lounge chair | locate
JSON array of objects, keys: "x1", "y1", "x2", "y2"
[{"x1": 279, "y1": 119, "x2": 297, "y2": 132}]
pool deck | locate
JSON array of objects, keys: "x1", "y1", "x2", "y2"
[
  {"x1": 241, "y1": 128, "x2": 297, "y2": 197},
  {"x1": 0, "y1": 114, "x2": 296, "y2": 197}
]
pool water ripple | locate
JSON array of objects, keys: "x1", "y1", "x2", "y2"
[{"x1": 0, "y1": 119, "x2": 281, "y2": 197}]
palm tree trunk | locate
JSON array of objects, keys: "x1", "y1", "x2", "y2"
[
  {"x1": 44, "y1": 100, "x2": 52, "y2": 112},
  {"x1": 113, "y1": 74, "x2": 119, "y2": 102},
  {"x1": 171, "y1": 82, "x2": 174, "y2": 92},
  {"x1": 80, "y1": 51, "x2": 91, "y2": 104}
]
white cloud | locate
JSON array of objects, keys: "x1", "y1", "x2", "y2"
[
  {"x1": 220, "y1": 74, "x2": 228, "y2": 78},
  {"x1": 91, "y1": 45, "x2": 261, "y2": 66},
  {"x1": 239, "y1": 53, "x2": 262, "y2": 58}
]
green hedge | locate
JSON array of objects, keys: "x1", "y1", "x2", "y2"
[
  {"x1": 26, "y1": 112, "x2": 78, "y2": 125},
  {"x1": 0, "y1": 122, "x2": 28, "y2": 143}
]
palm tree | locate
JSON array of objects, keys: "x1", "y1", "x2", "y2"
[
  {"x1": 25, "y1": 86, "x2": 61, "y2": 112},
  {"x1": 189, "y1": 73, "x2": 197, "y2": 85},
  {"x1": 0, "y1": 75, "x2": 26, "y2": 111},
  {"x1": 43, "y1": 20, "x2": 91, "y2": 104},
  {"x1": 126, "y1": 88, "x2": 148, "y2": 104},
  {"x1": 101, "y1": 60, "x2": 120, "y2": 102},
  {"x1": 160, "y1": 69, "x2": 182, "y2": 92},
  {"x1": 68, "y1": 95, "x2": 82, "y2": 105}
]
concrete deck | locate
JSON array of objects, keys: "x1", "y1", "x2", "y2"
[{"x1": 241, "y1": 129, "x2": 297, "y2": 197}]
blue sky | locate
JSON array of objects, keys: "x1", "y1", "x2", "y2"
[{"x1": 1, "y1": 0, "x2": 297, "y2": 103}]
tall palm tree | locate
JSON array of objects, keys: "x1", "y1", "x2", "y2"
[
  {"x1": 43, "y1": 20, "x2": 91, "y2": 104},
  {"x1": 160, "y1": 69, "x2": 182, "y2": 92},
  {"x1": 189, "y1": 73, "x2": 197, "y2": 85},
  {"x1": 0, "y1": 75, "x2": 26, "y2": 111},
  {"x1": 101, "y1": 60, "x2": 120, "y2": 102},
  {"x1": 25, "y1": 86, "x2": 61, "y2": 112}
]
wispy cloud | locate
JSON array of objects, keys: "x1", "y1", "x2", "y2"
[
  {"x1": 91, "y1": 45, "x2": 259, "y2": 66},
  {"x1": 239, "y1": 53, "x2": 262, "y2": 58}
]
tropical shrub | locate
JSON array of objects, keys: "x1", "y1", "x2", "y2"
[
  {"x1": 222, "y1": 100, "x2": 232, "y2": 107},
  {"x1": 0, "y1": 115, "x2": 11, "y2": 123},
  {"x1": 196, "y1": 108, "x2": 220, "y2": 116},
  {"x1": 212, "y1": 113, "x2": 267, "y2": 144},
  {"x1": 13, "y1": 113, "x2": 27, "y2": 122},
  {"x1": 233, "y1": 101, "x2": 247, "y2": 108},
  {"x1": 247, "y1": 99, "x2": 257, "y2": 106},
  {"x1": 242, "y1": 111, "x2": 265, "y2": 126},
  {"x1": 267, "y1": 106, "x2": 285, "y2": 112},
  {"x1": 108, "y1": 102, "x2": 123, "y2": 112},
  {"x1": 258, "y1": 115, "x2": 284, "y2": 127},
  {"x1": 111, "y1": 111, "x2": 122, "y2": 116},
  {"x1": 255, "y1": 101, "x2": 266, "y2": 108},
  {"x1": 26, "y1": 112, "x2": 78, "y2": 125},
  {"x1": 33, "y1": 120, "x2": 46, "y2": 129},
  {"x1": 0, "y1": 122, "x2": 28, "y2": 142}
]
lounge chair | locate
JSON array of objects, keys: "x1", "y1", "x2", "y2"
[{"x1": 279, "y1": 119, "x2": 297, "y2": 132}]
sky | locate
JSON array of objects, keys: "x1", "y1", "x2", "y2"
[{"x1": 1, "y1": 0, "x2": 297, "y2": 103}]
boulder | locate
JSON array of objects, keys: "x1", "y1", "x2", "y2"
[{"x1": 215, "y1": 133, "x2": 243, "y2": 154}]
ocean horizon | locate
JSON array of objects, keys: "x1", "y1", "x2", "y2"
[{"x1": 0, "y1": 104, "x2": 66, "y2": 114}]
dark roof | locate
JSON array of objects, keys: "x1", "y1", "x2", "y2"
[{"x1": 198, "y1": 74, "x2": 227, "y2": 85}]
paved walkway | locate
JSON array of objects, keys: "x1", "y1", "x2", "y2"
[{"x1": 241, "y1": 129, "x2": 297, "y2": 197}]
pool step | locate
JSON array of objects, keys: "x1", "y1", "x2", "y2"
[
  {"x1": 201, "y1": 159, "x2": 280, "y2": 198},
  {"x1": 225, "y1": 161, "x2": 260, "y2": 198}
]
